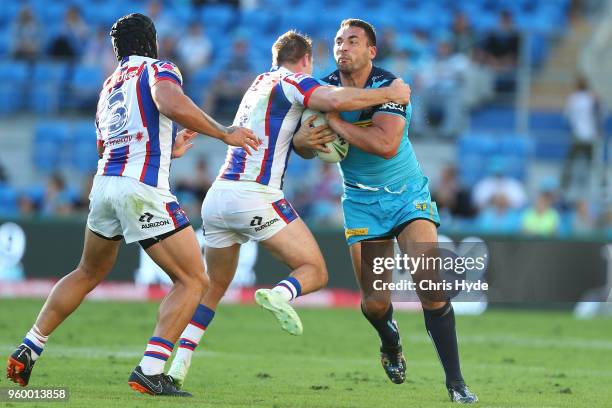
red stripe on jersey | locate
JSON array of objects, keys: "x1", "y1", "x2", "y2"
[
  {"x1": 136, "y1": 62, "x2": 150, "y2": 183},
  {"x1": 152, "y1": 76, "x2": 181, "y2": 86},
  {"x1": 303, "y1": 84, "x2": 320, "y2": 108},
  {"x1": 282, "y1": 77, "x2": 305, "y2": 96},
  {"x1": 135, "y1": 62, "x2": 148, "y2": 128},
  {"x1": 255, "y1": 86, "x2": 277, "y2": 183},
  {"x1": 139, "y1": 141, "x2": 151, "y2": 182}
]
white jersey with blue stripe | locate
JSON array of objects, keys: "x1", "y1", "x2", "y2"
[
  {"x1": 95, "y1": 55, "x2": 183, "y2": 190},
  {"x1": 218, "y1": 66, "x2": 321, "y2": 189}
]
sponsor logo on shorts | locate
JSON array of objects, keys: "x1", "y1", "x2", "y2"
[
  {"x1": 254, "y1": 218, "x2": 280, "y2": 232},
  {"x1": 141, "y1": 220, "x2": 171, "y2": 229},
  {"x1": 139, "y1": 212, "x2": 170, "y2": 229},
  {"x1": 414, "y1": 201, "x2": 429, "y2": 211},
  {"x1": 250, "y1": 216, "x2": 262, "y2": 227},
  {"x1": 345, "y1": 228, "x2": 369, "y2": 239},
  {"x1": 139, "y1": 212, "x2": 154, "y2": 223}
]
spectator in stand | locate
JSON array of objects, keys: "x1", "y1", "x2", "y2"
[
  {"x1": 18, "y1": 195, "x2": 37, "y2": 215},
  {"x1": 521, "y1": 188, "x2": 561, "y2": 236},
  {"x1": 192, "y1": 0, "x2": 240, "y2": 8},
  {"x1": 41, "y1": 174, "x2": 74, "y2": 216},
  {"x1": 601, "y1": 203, "x2": 612, "y2": 238},
  {"x1": 0, "y1": 160, "x2": 7, "y2": 183},
  {"x1": 571, "y1": 199, "x2": 595, "y2": 234},
  {"x1": 48, "y1": 6, "x2": 89, "y2": 61},
  {"x1": 431, "y1": 164, "x2": 475, "y2": 219},
  {"x1": 82, "y1": 27, "x2": 117, "y2": 77},
  {"x1": 376, "y1": 27, "x2": 398, "y2": 62},
  {"x1": 475, "y1": 193, "x2": 520, "y2": 234},
  {"x1": 312, "y1": 40, "x2": 335, "y2": 78},
  {"x1": 451, "y1": 12, "x2": 475, "y2": 55},
  {"x1": 10, "y1": 5, "x2": 41, "y2": 61},
  {"x1": 175, "y1": 157, "x2": 213, "y2": 203},
  {"x1": 481, "y1": 10, "x2": 520, "y2": 92},
  {"x1": 74, "y1": 175, "x2": 95, "y2": 213},
  {"x1": 415, "y1": 40, "x2": 470, "y2": 138},
  {"x1": 177, "y1": 22, "x2": 212, "y2": 78},
  {"x1": 561, "y1": 77, "x2": 601, "y2": 189},
  {"x1": 308, "y1": 164, "x2": 343, "y2": 226},
  {"x1": 159, "y1": 35, "x2": 180, "y2": 63},
  {"x1": 203, "y1": 38, "x2": 255, "y2": 117},
  {"x1": 147, "y1": 0, "x2": 174, "y2": 38},
  {"x1": 472, "y1": 160, "x2": 527, "y2": 210}
]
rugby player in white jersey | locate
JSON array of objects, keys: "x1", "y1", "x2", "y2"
[
  {"x1": 167, "y1": 30, "x2": 411, "y2": 388},
  {"x1": 6, "y1": 13, "x2": 258, "y2": 397}
]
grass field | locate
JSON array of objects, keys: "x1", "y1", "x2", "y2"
[{"x1": 1, "y1": 299, "x2": 611, "y2": 408}]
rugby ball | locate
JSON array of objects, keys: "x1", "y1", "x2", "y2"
[{"x1": 300, "y1": 109, "x2": 349, "y2": 163}]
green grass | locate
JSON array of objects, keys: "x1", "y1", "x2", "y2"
[{"x1": 1, "y1": 299, "x2": 611, "y2": 407}]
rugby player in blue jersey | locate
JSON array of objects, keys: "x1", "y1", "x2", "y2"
[{"x1": 293, "y1": 19, "x2": 477, "y2": 403}]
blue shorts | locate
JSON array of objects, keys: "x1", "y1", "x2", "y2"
[{"x1": 342, "y1": 176, "x2": 440, "y2": 246}]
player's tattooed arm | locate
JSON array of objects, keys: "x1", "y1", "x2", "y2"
[
  {"x1": 151, "y1": 81, "x2": 260, "y2": 154},
  {"x1": 292, "y1": 115, "x2": 335, "y2": 159},
  {"x1": 325, "y1": 112, "x2": 405, "y2": 159}
]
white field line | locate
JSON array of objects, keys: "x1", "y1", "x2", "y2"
[{"x1": 2, "y1": 342, "x2": 612, "y2": 378}]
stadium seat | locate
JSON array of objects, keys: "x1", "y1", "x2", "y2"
[
  {"x1": 70, "y1": 122, "x2": 98, "y2": 173},
  {"x1": 32, "y1": 121, "x2": 71, "y2": 173},
  {"x1": 0, "y1": 184, "x2": 18, "y2": 216},
  {"x1": 0, "y1": 60, "x2": 29, "y2": 113},
  {"x1": 35, "y1": 1, "x2": 67, "y2": 23},
  {"x1": 21, "y1": 185, "x2": 45, "y2": 208},
  {"x1": 29, "y1": 62, "x2": 68, "y2": 114},
  {"x1": 68, "y1": 64, "x2": 103, "y2": 109},
  {"x1": 200, "y1": 4, "x2": 236, "y2": 31},
  {"x1": 32, "y1": 62, "x2": 68, "y2": 83}
]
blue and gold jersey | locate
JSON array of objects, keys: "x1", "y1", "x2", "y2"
[{"x1": 321, "y1": 66, "x2": 423, "y2": 188}]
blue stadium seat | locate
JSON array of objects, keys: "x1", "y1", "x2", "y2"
[
  {"x1": 35, "y1": 1, "x2": 67, "y2": 23},
  {"x1": 457, "y1": 134, "x2": 532, "y2": 185},
  {"x1": 239, "y1": 9, "x2": 274, "y2": 34},
  {"x1": 29, "y1": 84, "x2": 61, "y2": 114},
  {"x1": 70, "y1": 122, "x2": 98, "y2": 173},
  {"x1": 0, "y1": 60, "x2": 29, "y2": 83},
  {"x1": 32, "y1": 121, "x2": 71, "y2": 173},
  {"x1": 0, "y1": 2, "x2": 20, "y2": 27},
  {"x1": 0, "y1": 184, "x2": 18, "y2": 216},
  {"x1": 29, "y1": 62, "x2": 67, "y2": 114},
  {"x1": 533, "y1": 133, "x2": 571, "y2": 161},
  {"x1": 68, "y1": 64, "x2": 103, "y2": 109},
  {"x1": 32, "y1": 62, "x2": 68, "y2": 83},
  {"x1": 200, "y1": 4, "x2": 236, "y2": 30},
  {"x1": 0, "y1": 83, "x2": 24, "y2": 114}
]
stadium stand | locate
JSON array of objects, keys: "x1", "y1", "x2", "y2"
[{"x1": 0, "y1": 0, "x2": 609, "y2": 239}]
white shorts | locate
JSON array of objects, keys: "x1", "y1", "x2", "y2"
[
  {"x1": 202, "y1": 180, "x2": 299, "y2": 248},
  {"x1": 87, "y1": 175, "x2": 190, "y2": 244}
]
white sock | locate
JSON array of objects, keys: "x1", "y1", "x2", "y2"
[
  {"x1": 23, "y1": 325, "x2": 48, "y2": 361},
  {"x1": 174, "y1": 325, "x2": 205, "y2": 367},
  {"x1": 140, "y1": 337, "x2": 174, "y2": 376},
  {"x1": 272, "y1": 277, "x2": 302, "y2": 302},
  {"x1": 172, "y1": 304, "x2": 215, "y2": 367}
]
